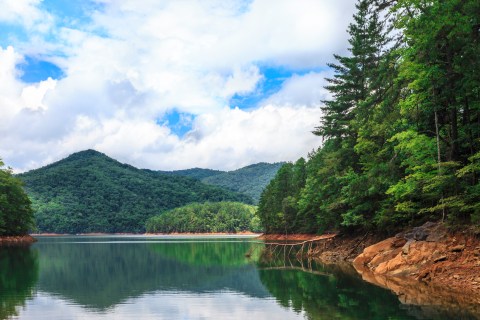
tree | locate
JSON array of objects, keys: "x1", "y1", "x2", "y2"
[
  {"x1": 0, "y1": 159, "x2": 34, "y2": 236},
  {"x1": 391, "y1": 0, "x2": 480, "y2": 223}
]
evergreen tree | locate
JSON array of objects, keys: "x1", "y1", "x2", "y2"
[{"x1": 391, "y1": 0, "x2": 480, "y2": 222}]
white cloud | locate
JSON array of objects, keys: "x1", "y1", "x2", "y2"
[
  {"x1": 0, "y1": 0, "x2": 53, "y2": 31},
  {"x1": 0, "y1": 0, "x2": 357, "y2": 171},
  {"x1": 262, "y1": 71, "x2": 333, "y2": 107},
  {"x1": 131, "y1": 105, "x2": 323, "y2": 170}
]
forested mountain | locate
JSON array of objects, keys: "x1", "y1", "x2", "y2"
[
  {"x1": 160, "y1": 168, "x2": 223, "y2": 180},
  {"x1": 18, "y1": 150, "x2": 252, "y2": 233},
  {"x1": 258, "y1": 0, "x2": 480, "y2": 234},
  {"x1": 163, "y1": 162, "x2": 284, "y2": 204}
]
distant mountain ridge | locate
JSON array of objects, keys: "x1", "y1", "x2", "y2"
[
  {"x1": 161, "y1": 162, "x2": 285, "y2": 203},
  {"x1": 18, "y1": 150, "x2": 252, "y2": 233},
  {"x1": 159, "y1": 168, "x2": 223, "y2": 180}
]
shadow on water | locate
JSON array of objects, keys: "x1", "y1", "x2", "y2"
[
  {"x1": 34, "y1": 237, "x2": 269, "y2": 311},
  {"x1": 255, "y1": 247, "x2": 480, "y2": 320},
  {"x1": 0, "y1": 246, "x2": 39, "y2": 320}
]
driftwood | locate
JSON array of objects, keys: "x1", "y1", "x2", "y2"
[{"x1": 262, "y1": 234, "x2": 337, "y2": 259}]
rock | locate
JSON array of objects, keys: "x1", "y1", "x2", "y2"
[
  {"x1": 450, "y1": 245, "x2": 465, "y2": 252},
  {"x1": 402, "y1": 239, "x2": 415, "y2": 255},
  {"x1": 453, "y1": 274, "x2": 461, "y2": 280},
  {"x1": 392, "y1": 237, "x2": 407, "y2": 248},
  {"x1": 402, "y1": 221, "x2": 441, "y2": 241},
  {"x1": 353, "y1": 238, "x2": 402, "y2": 271}
]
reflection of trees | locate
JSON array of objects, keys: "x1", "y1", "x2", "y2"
[
  {"x1": 148, "y1": 240, "x2": 258, "y2": 267},
  {"x1": 37, "y1": 238, "x2": 269, "y2": 310},
  {"x1": 0, "y1": 247, "x2": 39, "y2": 320},
  {"x1": 256, "y1": 257, "x2": 420, "y2": 320}
]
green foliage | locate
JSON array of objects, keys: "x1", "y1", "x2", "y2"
[
  {"x1": 159, "y1": 168, "x2": 223, "y2": 180},
  {"x1": 19, "y1": 150, "x2": 253, "y2": 234},
  {"x1": 145, "y1": 202, "x2": 261, "y2": 233},
  {"x1": 163, "y1": 163, "x2": 284, "y2": 204},
  {"x1": 257, "y1": 159, "x2": 307, "y2": 233},
  {"x1": 201, "y1": 162, "x2": 285, "y2": 204},
  {"x1": 259, "y1": 0, "x2": 480, "y2": 234},
  {"x1": 0, "y1": 159, "x2": 35, "y2": 236}
]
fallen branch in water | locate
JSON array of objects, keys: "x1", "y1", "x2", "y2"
[{"x1": 263, "y1": 234, "x2": 337, "y2": 258}]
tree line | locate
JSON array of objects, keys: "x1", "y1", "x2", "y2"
[
  {"x1": 0, "y1": 160, "x2": 34, "y2": 236},
  {"x1": 258, "y1": 0, "x2": 480, "y2": 234},
  {"x1": 146, "y1": 201, "x2": 262, "y2": 233}
]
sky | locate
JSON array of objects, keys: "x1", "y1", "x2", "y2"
[{"x1": 0, "y1": 0, "x2": 356, "y2": 172}]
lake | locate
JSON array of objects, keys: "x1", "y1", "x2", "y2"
[{"x1": 0, "y1": 235, "x2": 476, "y2": 319}]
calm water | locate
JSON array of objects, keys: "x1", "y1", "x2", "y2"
[{"x1": 0, "y1": 236, "x2": 476, "y2": 319}]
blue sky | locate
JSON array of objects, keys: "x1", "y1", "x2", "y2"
[{"x1": 0, "y1": 0, "x2": 356, "y2": 171}]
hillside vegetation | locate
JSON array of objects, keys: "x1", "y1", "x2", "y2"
[
  {"x1": 258, "y1": 0, "x2": 480, "y2": 234},
  {"x1": 159, "y1": 168, "x2": 223, "y2": 180},
  {"x1": 146, "y1": 201, "x2": 261, "y2": 233},
  {"x1": 18, "y1": 150, "x2": 252, "y2": 233},
  {"x1": 165, "y1": 163, "x2": 284, "y2": 204},
  {"x1": 0, "y1": 159, "x2": 34, "y2": 236}
]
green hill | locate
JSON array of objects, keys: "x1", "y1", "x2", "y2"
[
  {"x1": 163, "y1": 163, "x2": 284, "y2": 204},
  {"x1": 18, "y1": 150, "x2": 252, "y2": 233},
  {"x1": 201, "y1": 163, "x2": 285, "y2": 204},
  {"x1": 159, "y1": 168, "x2": 223, "y2": 180}
]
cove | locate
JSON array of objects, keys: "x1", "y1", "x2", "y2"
[{"x1": 0, "y1": 235, "x2": 476, "y2": 319}]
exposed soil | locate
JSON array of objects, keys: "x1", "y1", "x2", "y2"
[{"x1": 0, "y1": 235, "x2": 37, "y2": 245}]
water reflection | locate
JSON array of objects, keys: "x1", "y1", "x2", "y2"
[
  {"x1": 18, "y1": 290, "x2": 305, "y2": 320},
  {"x1": 355, "y1": 266, "x2": 480, "y2": 319},
  {"x1": 1, "y1": 236, "x2": 478, "y2": 320},
  {"x1": 256, "y1": 257, "x2": 419, "y2": 320},
  {"x1": 35, "y1": 236, "x2": 269, "y2": 310},
  {"x1": 257, "y1": 252, "x2": 480, "y2": 320},
  {"x1": 0, "y1": 246, "x2": 38, "y2": 319}
]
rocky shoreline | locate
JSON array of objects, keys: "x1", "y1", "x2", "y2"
[
  {"x1": 0, "y1": 235, "x2": 37, "y2": 245},
  {"x1": 353, "y1": 222, "x2": 480, "y2": 293},
  {"x1": 261, "y1": 222, "x2": 480, "y2": 317}
]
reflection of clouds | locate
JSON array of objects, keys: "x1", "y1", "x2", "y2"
[{"x1": 19, "y1": 291, "x2": 303, "y2": 320}]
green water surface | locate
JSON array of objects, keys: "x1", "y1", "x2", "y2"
[{"x1": 0, "y1": 236, "x2": 476, "y2": 319}]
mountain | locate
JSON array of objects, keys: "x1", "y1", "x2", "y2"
[
  {"x1": 201, "y1": 163, "x2": 285, "y2": 204},
  {"x1": 164, "y1": 163, "x2": 285, "y2": 204},
  {"x1": 18, "y1": 150, "x2": 252, "y2": 233},
  {"x1": 159, "y1": 168, "x2": 223, "y2": 180}
]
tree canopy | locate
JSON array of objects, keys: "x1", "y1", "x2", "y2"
[
  {"x1": 0, "y1": 159, "x2": 34, "y2": 236},
  {"x1": 146, "y1": 201, "x2": 262, "y2": 233},
  {"x1": 258, "y1": 0, "x2": 480, "y2": 234}
]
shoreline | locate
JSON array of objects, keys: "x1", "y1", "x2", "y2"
[
  {"x1": 257, "y1": 233, "x2": 334, "y2": 241},
  {"x1": 31, "y1": 231, "x2": 261, "y2": 237},
  {"x1": 260, "y1": 224, "x2": 480, "y2": 312},
  {"x1": 0, "y1": 235, "x2": 37, "y2": 245}
]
